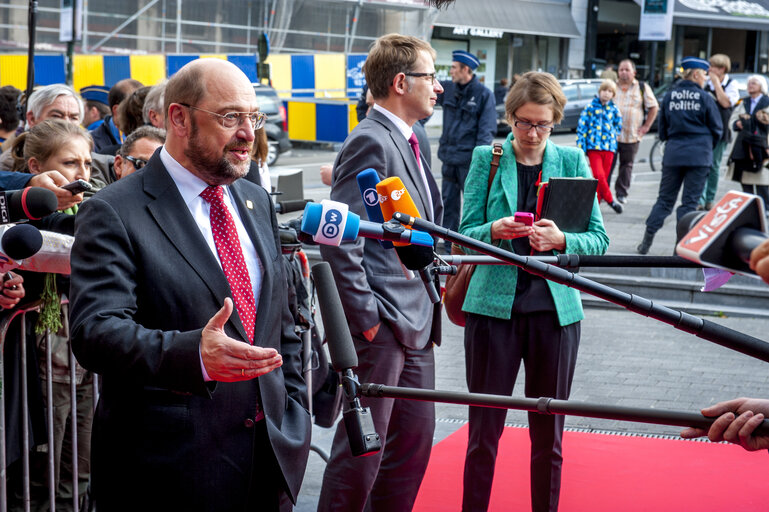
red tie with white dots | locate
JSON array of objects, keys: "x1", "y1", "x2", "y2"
[{"x1": 200, "y1": 185, "x2": 255, "y2": 344}]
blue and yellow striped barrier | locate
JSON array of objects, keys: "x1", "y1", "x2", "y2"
[
  {"x1": 0, "y1": 52, "x2": 367, "y2": 144},
  {"x1": 285, "y1": 98, "x2": 360, "y2": 143}
]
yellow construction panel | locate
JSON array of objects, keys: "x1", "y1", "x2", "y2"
[
  {"x1": 73, "y1": 55, "x2": 105, "y2": 92},
  {"x1": 129, "y1": 55, "x2": 166, "y2": 86},
  {"x1": 287, "y1": 101, "x2": 316, "y2": 141},
  {"x1": 266, "y1": 55, "x2": 291, "y2": 99},
  {"x1": 199, "y1": 54, "x2": 227, "y2": 60},
  {"x1": 314, "y1": 54, "x2": 345, "y2": 98},
  {"x1": 349, "y1": 103, "x2": 359, "y2": 132},
  {"x1": 0, "y1": 55, "x2": 28, "y2": 89}
]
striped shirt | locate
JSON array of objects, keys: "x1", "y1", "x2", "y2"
[{"x1": 615, "y1": 80, "x2": 659, "y2": 143}]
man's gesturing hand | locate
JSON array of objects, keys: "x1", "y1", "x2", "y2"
[{"x1": 201, "y1": 298, "x2": 282, "y2": 382}]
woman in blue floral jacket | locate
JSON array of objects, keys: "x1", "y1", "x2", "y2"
[{"x1": 576, "y1": 80, "x2": 624, "y2": 213}]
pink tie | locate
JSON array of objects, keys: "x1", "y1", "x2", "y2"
[
  {"x1": 200, "y1": 186, "x2": 255, "y2": 344},
  {"x1": 408, "y1": 133, "x2": 421, "y2": 164}
]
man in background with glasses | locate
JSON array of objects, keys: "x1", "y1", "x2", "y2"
[
  {"x1": 69, "y1": 58, "x2": 310, "y2": 511},
  {"x1": 318, "y1": 33, "x2": 444, "y2": 512},
  {"x1": 111, "y1": 125, "x2": 166, "y2": 180},
  {"x1": 436, "y1": 49, "x2": 497, "y2": 253}
]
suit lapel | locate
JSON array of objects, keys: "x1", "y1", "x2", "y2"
[
  {"x1": 369, "y1": 109, "x2": 436, "y2": 222},
  {"x1": 143, "y1": 164, "x2": 250, "y2": 342}
]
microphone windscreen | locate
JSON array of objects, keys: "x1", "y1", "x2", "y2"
[
  {"x1": 8, "y1": 187, "x2": 58, "y2": 221},
  {"x1": 311, "y1": 262, "x2": 359, "y2": 372},
  {"x1": 395, "y1": 245, "x2": 434, "y2": 271},
  {"x1": 1, "y1": 223, "x2": 43, "y2": 260}
]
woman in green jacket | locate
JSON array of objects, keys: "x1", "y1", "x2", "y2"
[{"x1": 458, "y1": 72, "x2": 609, "y2": 512}]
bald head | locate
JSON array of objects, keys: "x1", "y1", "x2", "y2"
[
  {"x1": 164, "y1": 59, "x2": 253, "y2": 120},
  {"x1": 164, "y1": 58, "x2": 258, "y2": 185}
]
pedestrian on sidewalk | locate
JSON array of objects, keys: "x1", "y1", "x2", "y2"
[
  {"x1": 611, "y1": 59, "x2": 659, "y2": 204},
  {"x1": 725, "y1": 75, "x2": 769, "y2": 207},
  {"x1": 436, "y1": 50, "x2": 496, "y2": 253},
  {"x1": 576, "y1": 79, "x2": 624, "y2": 213},
  {"x1": 699, "y1": 54, "x2": 740, "y2": 210},
  {"x1": 637, "y1": 57, "x2": 722, "y2": 255}
]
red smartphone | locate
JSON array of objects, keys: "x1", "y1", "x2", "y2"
[{"x1": 514, "y1": 212, "x2": 534, "y2": 226}]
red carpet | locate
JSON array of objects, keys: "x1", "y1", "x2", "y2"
[{"x1": 414, "y1": 424, "x2": 769, "y2": 511}]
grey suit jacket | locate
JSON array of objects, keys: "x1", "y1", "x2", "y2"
[
  {"x1": 69, "y1": 156, "x2": 311, "y2": 510},
  {"x1": 319, "y1": 108, "x2": 443, "y2": 350}
]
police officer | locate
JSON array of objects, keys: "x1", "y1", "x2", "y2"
[
  {"x1": 437, "y1": 50, "x2": 496, "y2": 252},
  {"x1": 637, "y1": 57, "x2": 723, "y2": 254}
]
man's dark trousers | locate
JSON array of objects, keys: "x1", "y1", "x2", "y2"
[{"x1": 614, "y1": 142, "x2": 641, "y2": 199}]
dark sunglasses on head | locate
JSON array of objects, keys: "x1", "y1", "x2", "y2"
[{"x1": 125, "y1": 155, "x2": 148, "y2": 170}]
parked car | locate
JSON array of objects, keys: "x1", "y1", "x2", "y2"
[
  {"x1": 253, "y1": 83, "x2": 291, "y2": 166},
  {"x1": 495, "y1": 78, "x2": 605, "y2": 135}
]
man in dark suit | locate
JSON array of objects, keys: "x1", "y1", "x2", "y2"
[
  {"x1": 317, "y1": 34, "x2": 444, "y2": 511},
  {"x1": 69, "y1": 58, "x2": 310, "y2": 511}
]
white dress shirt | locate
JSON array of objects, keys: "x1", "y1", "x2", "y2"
[
  {"x1": 372, "y1": 103, "x2": 434, "y2": 215},
  {"x1": 160, "y1": 146, "x2": 264, "y2": 381}
]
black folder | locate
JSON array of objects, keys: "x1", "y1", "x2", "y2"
[{"x1": 538, "y1": 177, "x2": 598, "y2": 233}]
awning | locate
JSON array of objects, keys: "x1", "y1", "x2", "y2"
[
  {"x1": 433, "y1": 0, "x2": 581, "y2": 39},
  {"x1": 675, "y1": 0, "x2": 769, "y2": 31}
]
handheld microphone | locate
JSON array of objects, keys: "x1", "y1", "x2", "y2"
[
  {"x1": 356, "y1": 168, "x2": 393, "y2": 250},
  {"x1": 0, "y1": 224, "x2": 72, "y2": 275},
  {"x1": 0, "y1": 187, "x2": 58, "y2": 224},
  {"x1": 274, "y1": 198, "x2": 313, "y2": 214},
  {"x1": 676, "y1": 191, "x2": 767, "y2": 277},
  {"x1": 376, "y1": 176, "x2": 423, "y2": 247},
  {"x1": 300, "y1": 200, "x2": 434, "y2": 247},
  {"x1": 311, "y1": 261, "x2": 381, "y2": 457},
  {"x1": 0, "y1": 223, "x2": 43, "y2": 271},
  {"x1": 377, "y1": 178, "x2": 440, "y2": 303}
]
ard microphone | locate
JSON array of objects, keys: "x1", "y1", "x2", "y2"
[
  {"x1": 356, "y1": 168, "x2": 393, "y2": 250},
  {"x1": 0, "y1": 187, "x2": 58, "y2": 224},
  {"x1": 377, "y1": 178, "x2": 440, "y2": 303},
  {"x1": 300, "y1": 200, "x2": 434, "y2": 247},
  {"x1": 676, "y1": 191, "x2": 767, "y2": 277},
  {"x1": 311, "y1": 262, "x2": 381, "y2": 457}
]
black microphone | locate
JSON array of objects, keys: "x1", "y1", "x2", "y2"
[
  {"x1": 395, "y1": 245, "x2": 440, "y2": 304},
  {"x1": 0, "y1": 187, "x2": 58, "y2": 224},
  {"x1": 311, "y1": 261, "x2": 381, "y2": 457},
  {"x1": 676, "y1": 191, "x2": 768, "y2": 276},
  {"x1": 1, "y1": 223, "x2": 43, "y2": 260},
  {"x1": 275, "y1": 199, "x2": 313, "y2": 214}
]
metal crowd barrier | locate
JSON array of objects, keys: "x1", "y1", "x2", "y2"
[{"x1": 0, "y1": 299, "x2": 96, "y2": 512}]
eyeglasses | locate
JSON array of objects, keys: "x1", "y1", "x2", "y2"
[
  {"x1": 404, "y1": 72, "x2": 437, "y2": 85},
  {"x1": 124, "y1": 155, "x2": 148, "y2": 170},
  {"x1": 513, "y1": 119, "x2": 554, "y2": 134},
  {"x1": 178, "y1": 103, "x2": 268, "y2": 130}
]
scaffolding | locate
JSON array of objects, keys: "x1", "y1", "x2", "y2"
[{"x1": 0, "y1": 0, "x2": 438, "y2": 56}]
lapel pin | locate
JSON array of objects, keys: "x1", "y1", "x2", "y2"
[{"x1": 246, "y1": 200, "x2": 254, "y2": 210}]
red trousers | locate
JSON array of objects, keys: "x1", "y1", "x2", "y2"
[{"x1": 587, "y1": 150, "x2": 615, "y2": 204}]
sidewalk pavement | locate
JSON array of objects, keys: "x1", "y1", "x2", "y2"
[{"x1": 291, "y1": 135, "x2": 769, "y2": 511}]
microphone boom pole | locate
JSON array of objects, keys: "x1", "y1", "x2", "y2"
[
  {"x1": 393, "y1": 213, "x2": 769, "y2": 364},
  {"x1": 443, "y1": 254, "x2": 702, "y2": 268},
  {"x1": 361, "y1": 384, "x2": 769, "y2": 436}
]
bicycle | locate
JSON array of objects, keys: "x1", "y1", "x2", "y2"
[{"x1": 649, "y1": 137, "x2": 665, "y2": 172}]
